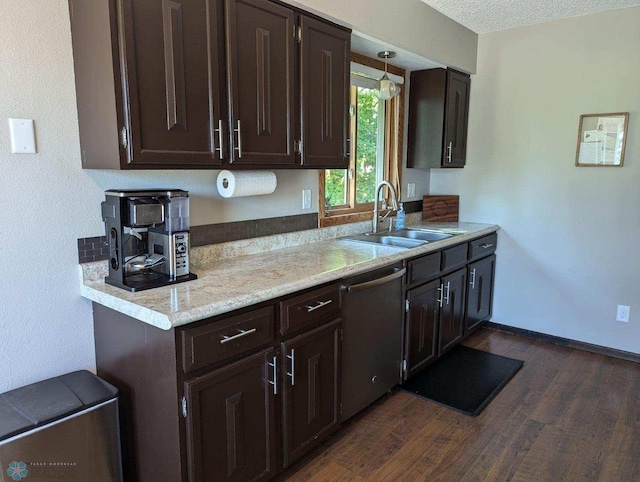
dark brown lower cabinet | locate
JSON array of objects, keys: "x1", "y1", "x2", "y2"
[
  {"x1": 438, "y1": 268, "x2": 467, "y2": 355},
  {"x1": 184, "y1": 349, "x2": 277, "y2": 482},
  {"x1": 281, "y1": 319, "x2": 341, "y2": 467},
  {"x1": 404, "y1": 268, "x2": 467, "y2": 379},
  {"x1": 402, "y1": 235, "x2": 497, "y2": 380},
  {"x1": 404, "y1": 280, "x2": 440, "y2": 379},
  {"x1": 465, "y1": 255, "x2": 496, "y2": 334}
]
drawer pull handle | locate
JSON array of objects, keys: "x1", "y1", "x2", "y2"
[
  {"x1": 268, "y1": 356, "x2": 277, "y2": 395},
  {"x1": 470, "y1": 268, "x2": 476, "y2": 289},
  {"x1": 219, "y1": 328, "x2": 257, "y2": 344},
  {"x1": 305, "y1": 299, "x2": 333, "y2": 313},
  {"x1": 444, "y1": 281, "x2": 451, "y2": 306},
  {"x1": 287, "y1": 349, "x2": 295, "y2": 386},
  {"x1": 437, "y1": 284, "x2": 444, "y2": 308},
  {"x1": 481, "y1": 243, "x2": 494, "y2": 249}
]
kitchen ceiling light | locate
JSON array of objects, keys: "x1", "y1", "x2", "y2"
[{"x1": 377, "y1": 51, "x2": 399, "y2": 100}]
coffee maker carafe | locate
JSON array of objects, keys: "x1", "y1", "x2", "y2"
[{"x1": 101, "y1": 189, "x2": 197, "y2": 292}]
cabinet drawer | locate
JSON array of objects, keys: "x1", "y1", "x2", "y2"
[
  {"x1": 182, "y1": 306, "x2": 275, "y2": 373},
  {"x1": 280, "y1": 284, "x2": 340, "y2": 336},
  {"x1": 468, "y1": 233, "x2": 498, "y2": 262},
  {"x1": 441, "y1": 243, "x2": 468, "y2": 273},
  {"x1": 407, "y1": 252, "x2": 441, "y2": 287}
]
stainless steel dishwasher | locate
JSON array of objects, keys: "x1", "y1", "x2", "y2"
[{"x1": 340, "y1": 262, "x2": 406, "y2": 421}]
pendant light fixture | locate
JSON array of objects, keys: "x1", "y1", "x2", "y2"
[{"x1": 377, "y1": 51, "x2": 399, "y2": 100}]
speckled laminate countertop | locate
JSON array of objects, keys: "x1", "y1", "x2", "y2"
[{"x1": 80, "y1": 222, "x2": 498, "y2": 330}]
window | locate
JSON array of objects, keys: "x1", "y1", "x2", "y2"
[
  {"x1": 325, "y1": 85, "x2": 385, "y2": 209},
  {"x1": 319, "y1": 54, "x2": 405, "y2": 227}
]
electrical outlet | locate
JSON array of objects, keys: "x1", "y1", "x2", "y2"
[
  {"x1": 407, "y1": 183, "x2": 416, "y2": 198},
  {"x1": 616, "y1": 305, "x2": 630, "y2": 323},
  {"x1": 302, "y1": 189, "x2": 311, "y2": 210}
]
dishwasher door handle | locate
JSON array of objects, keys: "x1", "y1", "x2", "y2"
[{"x1": 341, "y1": 267, "x2": 406, "y2": 293}]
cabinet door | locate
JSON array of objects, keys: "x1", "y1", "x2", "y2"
[
  {"x1": 184, "y1": 349, "x2": 276, "y2": 482},
  {"x1": 300, "y1": 16, "x2": 350, "y2": 168},
  {"x1": 225, "y1": 0, "x2": 296, "y2": 166},
  {"x1": 465, "y1": 255, "x2": 496, "y2": 334},
  {"x1": 117, "y1": 0, "x2": 225, "y2": 167},
  {"x1": 404, "y1": 280, "x2": 440, "y2": 380},
  {"x1": 442, "y1": 70, "x2": 470, "y2": 168},
  {"x1": 281, "y1": 319, "x2": 341, "y2": 467},
  {"x1": 438, "y1": 268, "x2": 466, "y2": 355}
]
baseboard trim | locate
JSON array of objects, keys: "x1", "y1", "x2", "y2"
[{"x1": 485, "y1": 322, "x2": 640, "y2": 364}]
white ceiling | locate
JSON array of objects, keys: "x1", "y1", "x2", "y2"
[{"x1": 420, "y1": 0, "x2": 640, "y2": 33}]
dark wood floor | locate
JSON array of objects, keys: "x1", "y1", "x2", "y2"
[{"x1": 281, "y1": 328, "x2": 640, "y2": 481}]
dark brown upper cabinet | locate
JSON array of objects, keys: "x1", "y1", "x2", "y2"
[
  {"x1": 225, "y1": 0, "x2": 296, "y2": 166},
  {"x1": 70, "y1": 0, "x2": 226, "y2": 169},
  {"x1": 299, "y1": 16, "x2": 350, "y2": 168},
  {"x1": 70, "y1": 0, "x2": 349, "y2": 170},
  {"x1": 407, "y1": 68, "x2": 470, "y2": 169}
]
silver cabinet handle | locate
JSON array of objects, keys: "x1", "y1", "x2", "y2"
[
  {"x1": 447, "y1": 141, "x2": 452, "y2": 163},
  {"x1": 286, "y1": 349, "x2": 295, "y2": 386},
  {"x1": 470, "y1": 268, "x2": 476, "y2": 289},
  {"x1": 268, "y1": 356, "x2": 277, "y2": 395},
  {"x1": 341, "y1": 267, "x2": 406, "y2": 293},
  {"x1": 481, "y1": 243, "x2": 494, "y2": 249},
  {"x1": 305, "y1": 299, "x2": 333, "y2": 313},
  {"x1": 234, "y1": 120, "x2": 243, "y2": 158},
  {"x1": 214, "y1": 119, "x2": 224, "y2": 159},
  {"x1": 444, "y1": 281, "x2": 451, "y2": 305},
  {"x1": 437, "y1": 283, "x2": 444, "y2": 308},
  {"x1": 219, "y1": 328, "x2": 256, "y2": 344}
]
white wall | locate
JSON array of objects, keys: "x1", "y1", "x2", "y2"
[{"x1": 430, "y1": 7, "x2": 640, "y2": 353}]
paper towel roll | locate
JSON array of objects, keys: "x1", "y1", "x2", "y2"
[{"x1": 216, "y1": 170, "x2": 277, "y2": 198}]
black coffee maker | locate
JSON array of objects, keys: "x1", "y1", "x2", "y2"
[{"x1": 101, "y1": 189, "x2": 197, "y2": 292}]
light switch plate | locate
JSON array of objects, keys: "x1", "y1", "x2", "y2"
[
  {"x1": 302, "y1": 189, "x2": 312, "y2": 209},
  {"x1": 407, "y1": 183, "x2": 416, "y2": 198},
  {"x1": 9, "y1": 118, "x2": 36, "y2": 154}
]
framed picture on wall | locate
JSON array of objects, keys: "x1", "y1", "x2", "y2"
[{"x1": 575, "y1": 113, "x2": 629, "y2": 167}]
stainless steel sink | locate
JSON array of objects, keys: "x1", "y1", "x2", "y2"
[
  {"x1": 390, "y1": 229, "x2": 453, "y2": 242},
  {"x1": 343, "y1": 233, "x2": 426, "y2": 249},
  {"x1": 370, "y1": 235, "x2": 427, "y2": 248},
  {"x1": 343, "y1": 227, "x2": 457, "y2": 249}
]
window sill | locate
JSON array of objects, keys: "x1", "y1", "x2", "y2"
[
  {"x1": 318, "y1": 209, "x2": 393, "y2": 228},
  {"x1": 319, "y1": 211, "x2": 373, "y2": 228}
]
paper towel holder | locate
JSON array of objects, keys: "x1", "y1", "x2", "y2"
[{"x1": 216, "y1": 170, "x2": 278, "y2": 198}]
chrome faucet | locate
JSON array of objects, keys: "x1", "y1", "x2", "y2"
[{"x1": 372, "y1": 180, "x2": 399, "y2": 233}]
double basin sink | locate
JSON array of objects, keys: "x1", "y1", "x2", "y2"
[{"x1": 345, "y1": 228, "x2": 458, "y2": 249}]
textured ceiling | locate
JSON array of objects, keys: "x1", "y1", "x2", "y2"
[{"x1": 420, "y1": 0, "x2": 640, "y2": 33}]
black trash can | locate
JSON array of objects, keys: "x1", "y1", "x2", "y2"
[{"x1": 0, "y1": 370, "x2": 122, "y2": 481}]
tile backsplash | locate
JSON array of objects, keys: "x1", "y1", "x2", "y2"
[{"x1": 78, "y1": 201, "x2": 424, "y2": 263}]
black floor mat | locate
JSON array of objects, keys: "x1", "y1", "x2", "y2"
[{"x1": 399, "y1": 345, "x2": 524, "y2": 416}]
